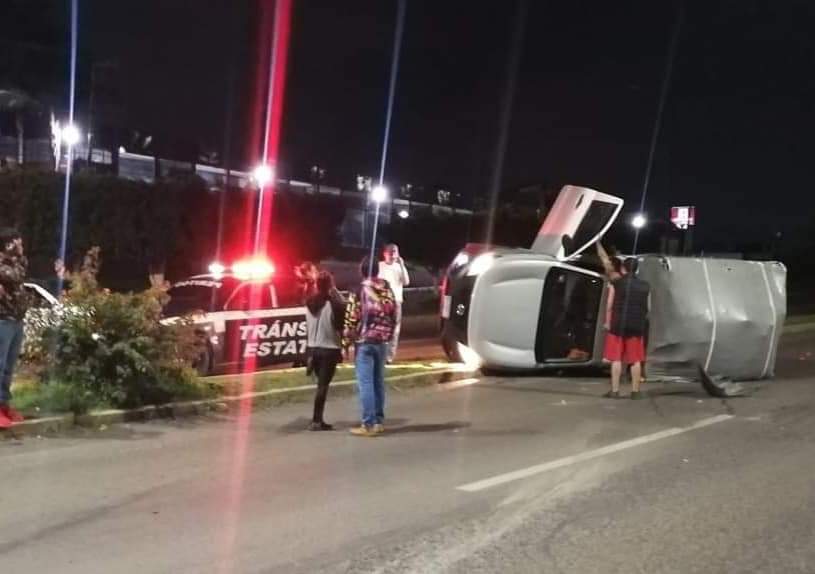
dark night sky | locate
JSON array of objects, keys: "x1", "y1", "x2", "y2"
[{"x1": 5, "y1": 1, "x2": 815, "y2": 246}]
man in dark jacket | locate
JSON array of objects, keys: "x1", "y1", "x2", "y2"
[
  {"x1": 0, "y1": 228, "x2": 30, "y2": 427},
  {"x1": 603, "y1": 258, "x2": 650, "y2": 400}
]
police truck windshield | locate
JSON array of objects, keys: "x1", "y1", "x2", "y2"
[{"x1": 164, "y1": 280, "x2": 227, "y2": 316}]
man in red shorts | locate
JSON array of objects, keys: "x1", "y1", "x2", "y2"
[{"x1": 603, "y1": 258, "x2": 650, "y2": 400}]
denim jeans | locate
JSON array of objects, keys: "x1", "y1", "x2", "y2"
[
  {"x1": 0, "y1": 319, "x2": 24, "y2": 404},
  {"x1": 355, "y1": 343, "x2": 386, "y2": 427}
]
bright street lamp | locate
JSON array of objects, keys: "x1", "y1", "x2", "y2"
[
  {"x1": 252, "y1": 164, "x2": 274, "y2": 187},
  {"x1": 61, "y1": 124, "x2": 81, "y2": 147},
  {"x1": 631, "y1": 213, "x2": 647, "y2": 230},
  {"x1": 371, "y1": 184, "x2": 388, "y2": 204}
]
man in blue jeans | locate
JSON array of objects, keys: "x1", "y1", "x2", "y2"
[
  {"x1": 0, "y1": 229, "x2": 30, "y2": 428},
  {"x1": 343, "y1": 256, "x2": 397, "y2": 437}
]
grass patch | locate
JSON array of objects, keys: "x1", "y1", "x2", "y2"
[
  {"x1": 8, "y1": 361, "x2": 455, "y2": 416},
  {"x1": 203, "y1": 362, "x2": 449, "y2": 396},
  {"x1": 10, "y1": 380, "x2": 111, "y2": 417},
  {"x1": 10, "y1": 377, "x2": 218, "y2": 417}
]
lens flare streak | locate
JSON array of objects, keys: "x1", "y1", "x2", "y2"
[{"x1": 218, "y1": 2, "x2": 293, "y2": 572}]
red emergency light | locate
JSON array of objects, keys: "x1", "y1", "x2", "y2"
[
  {"x1": 208, "y1": 262, "x2": 226, "y2": 278},
  {"x1": 232, "y1": 257, "x2": 275, "y2": 281}
]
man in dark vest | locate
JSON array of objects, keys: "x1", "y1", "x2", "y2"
[{"x1": 603, "y1": 258, "x2": 650, "y2": 399}]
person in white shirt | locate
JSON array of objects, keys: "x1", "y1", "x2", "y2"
[{"x1": 378, "y1": 243, "x2": 410, "y2": 362}]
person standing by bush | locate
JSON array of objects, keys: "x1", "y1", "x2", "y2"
[
  {"x1": 0, "y1": 228, "x2": 30, "y2": 427},
  {"x1": 305, "y1": 271, "x2": 345, "y2": 431},
  {"x1": 343, "y1": 257, "x2": 396, "y2": 437}
]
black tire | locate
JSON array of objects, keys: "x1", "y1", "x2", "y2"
[{"x1": 480, "y1": 366, "x2": 504, "y2": 377}]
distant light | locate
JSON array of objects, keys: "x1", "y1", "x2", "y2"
[
  {"x1": 208, "y1": 262, "x2": 226, "y2": 278},
  {"x1": 457, "y1": 343, "x2": 482, "y2": 370},
  {"x1": 252, "y1": 164, "x2": 274, "y2": 187},
  {"x1": 452, "y1": 252, "x2": 470, "y2": 267},
  {"x1": 371, "y1": 185, "x2": 388, "y2": 204},
  {"x1": 118, "y1": 146, "x2": 126, "y2": 154},
  {"x1": 62, "y1": 124, "x2": 81, "y2": 147},
  {"x1": 467, "y1": 252, "x2": 495, "y2": 276},
  {"x1": 631, "y1": 213, "x2": 647, "y2": 230},
  {"x1": 233, "y1": 257, "x2": 275, "y2": 281},
  {"x1": 397, "y1": 209, "x2": 409, "y2": 219}
]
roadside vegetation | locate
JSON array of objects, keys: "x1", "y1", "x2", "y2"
[
  {"x1": 20, "y1": 248, "x2": 204, "y2": 414},
  {"x1": 15, "y1": 250, "x2": 442, "y2": 417}
]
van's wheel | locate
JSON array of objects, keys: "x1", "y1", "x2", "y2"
[
  {"x1": 194, "y1": 344, "x2": 213, "y2": 376},
  {"x1": 480, "y1": 366, "x2": 503, "y2": 377}
]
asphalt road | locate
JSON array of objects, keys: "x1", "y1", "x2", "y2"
[{"x1": 2, "y1": 332, "x2": 815, "y2": 573}]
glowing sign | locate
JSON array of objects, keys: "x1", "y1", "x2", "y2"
[{"x1": 670, "y1": 206, "x2": 696, "y2": 230}]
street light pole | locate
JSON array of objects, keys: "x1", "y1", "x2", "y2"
[
  {"x1": 368, "y1": 185, "x2": 388, "y2": 277},
  {"x1": 58, "y1": 0, "x2": 80, "y2": 282},
  {"x1": 633, "y1": 1, "x2": 684, "y2": 256},
  {"x1": 252, "y1": 164, "x2": 274, "y2": 254}
]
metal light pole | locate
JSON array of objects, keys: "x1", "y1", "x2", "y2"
[
  {"x1": 252, "y1": 163, "x2": 274, "y2": 253},
  {"x1": 632, "y1": 0, "x2": 684, "y2": 256},
  {"x1": 367, "y1": 185, "x2": 388, "y2": 277},
  {"x1": 363, "y1": 0, "x2": 406, "y2": 280},
  {"x1": 58, "y1": 0, "x2": 80, "y2": 285}
]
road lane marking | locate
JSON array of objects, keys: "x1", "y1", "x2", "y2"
[
  {"x1": 440, "y1": 377, "x2": 481, "y2": 390},
  {"x1": 456, "y1": 414, "x2": 734, "y2": 492}
]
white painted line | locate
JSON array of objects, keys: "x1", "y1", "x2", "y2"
[
  {"x1": 456, "y1": 414, "x2": 734, "y2": 492},
  {"x1": 438, "y1": 377, "x2": 481, "y2": 390}
]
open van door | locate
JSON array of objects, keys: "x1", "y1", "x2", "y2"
[{"x1": 531, "y1": 185, "x2": 624, "y2": 261}]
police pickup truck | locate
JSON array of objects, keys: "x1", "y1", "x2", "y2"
[{"x1": 163, "y1": 259, "x2": 308, "y2": 375}]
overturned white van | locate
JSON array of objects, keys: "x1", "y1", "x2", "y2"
[{"x1": 439, "y1": 185, "x2": 786, "y2": 381}]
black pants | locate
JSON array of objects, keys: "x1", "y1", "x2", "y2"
[{"x1": 310, "y1": 348, "x2": 341, "y2": 423}]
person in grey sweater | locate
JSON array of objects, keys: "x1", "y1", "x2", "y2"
[{"x1": 305, "y1": 271, "x2": 345, "y2": 431}]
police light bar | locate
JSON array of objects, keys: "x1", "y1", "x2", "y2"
[
  {"x1": 208, "y1": 262, "x2": 226, "y2": 278},
  {"x1": 233, "y1": 257, "x2": 275, "y2": 281}
]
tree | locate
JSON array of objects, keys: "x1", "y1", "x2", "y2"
[{"x1": 0, "y1": 88, "x2": 44, "y2": 165}]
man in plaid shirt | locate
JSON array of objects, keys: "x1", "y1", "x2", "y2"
[
  {"x1": 0, "y1": 229, "x2": 30, "y2": 428},
  {"x1": 343, "y1": 256, "x2": 397, "y2": 436}
]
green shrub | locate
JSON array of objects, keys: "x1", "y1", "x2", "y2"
[{"x1": 37, "y1": 248, "x2": 203, "y2": 412}]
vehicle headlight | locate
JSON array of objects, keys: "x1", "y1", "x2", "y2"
[
  {"x1": 467, "y1": 253, "x2": 495, "y2": 276},
  {"x1": 452, "y1": 252, "x2": 470, "y2": 268}
]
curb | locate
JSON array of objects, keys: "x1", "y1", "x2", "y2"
[{"x1": 3, "y1": 367, "x2": 478, "y2": 438}]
